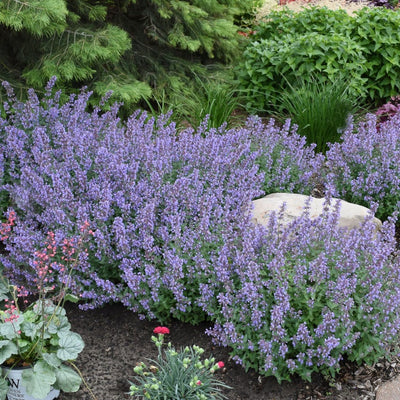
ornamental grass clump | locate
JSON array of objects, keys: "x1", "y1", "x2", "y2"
[
  {"x1": 323, "y1": 113, "x2": 400, "y2": 220},
  {"x1": 0, "y1": 80, "x2": 321, "y2": 324},
  {"x1": 130, "y1": 327, "x2": 230, "y2": 400},
  {"x1": 206, "y1": 201, "x2": 400, "y2": 382},
  {"x1": 272, "y1": 76, "x2": 359, "y2": 153}
]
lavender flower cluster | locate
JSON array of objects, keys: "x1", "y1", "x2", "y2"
[
  {"x1": 2, "y1": 81, "x2": 400, "y2": 380},
  {"x1": 206, "y1": 203, "x2": 400, "y2": 381},
  {"x1": 324, "y1": 114, "x2": 400, "y2": 220},
  {"x1": 0, "y1": 81, "x2": 319, "y2": 322}
]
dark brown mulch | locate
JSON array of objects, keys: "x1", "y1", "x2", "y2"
[{"x1": 59, "y1": 302, "x2": 399, "y2": 400}]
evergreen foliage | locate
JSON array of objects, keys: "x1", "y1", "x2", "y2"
[{"x1": 0, "y1": 0, "x2": 260, "y2": 110}]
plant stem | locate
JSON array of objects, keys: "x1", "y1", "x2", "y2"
[{"x1": 68, "y1": 360, "x2": 98, "y2": 400}]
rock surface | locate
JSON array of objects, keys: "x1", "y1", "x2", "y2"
[
  {"x1": 376, "y1": 376, "x2": 400, "y2": 400},
  {"x1": 251, "y1": 193, "x2": 382, "y2": 230}
]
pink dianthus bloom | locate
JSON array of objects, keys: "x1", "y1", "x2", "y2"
[{"x1": 153, "y1": 326, "x2": 170, "y2": 335}]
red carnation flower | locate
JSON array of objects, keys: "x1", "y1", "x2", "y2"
[
  {"x1": 153, "y1": 326, "x2": 170, "y2": 335},
  {"x1": 217, "y1": 361, "x2": 225, "y2": 368}
]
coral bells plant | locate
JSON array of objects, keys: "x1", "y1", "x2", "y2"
[
  {"x1": 129, "y1": 327, "x2": 230, "y2": 400},
  {"x1": 0, "y1": 212, "x2": 93, "y2": 399},
  {"x1": 207, "y1": 202, "x2": 400, "y2": 382}
]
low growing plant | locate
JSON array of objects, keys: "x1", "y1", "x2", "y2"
[
  {"x1": 206, "y1": 201, "x2": 400, "y2": 382},
  {"x1": 245, "y1": 116, "x2": 323, "y2": 195},
  {"x1": 0, "y1": 81, "x2": 322, "y2": 324},
  {"x1": 323, "y1": 113, "x2": 400, "y2": 220},
  {"x1": 130, "y1": 326, "x2": 229, "y2": 400},
  {"x1": 375, "y1": 95, "x2": 400, "y2": 127},
  {"x1": 170, "y1": 75, "x2": 242, "y2": 130},
  {"x1": 0, "y1": 212, "x2": 93, "y2": 400}
]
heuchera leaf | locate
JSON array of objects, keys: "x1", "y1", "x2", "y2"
[
  {"x1": 21, "y1": 321, "x2": 38, "y2": 339},
  {"x1": 42, "y1": 352, "x2": 62, "y2": 368},
  {"x1": 47, "y1": 315, "x2": 71, "y2": 335},
  {"x1": 54, "y1": 364, "x2": 82, "y2": 392},
  {"x1": 0, "y1": 340, "x2": 18, "y2": 364},
  {"x1": 64, "y1": 293, "x2": 80, "y2": 303},
  {"x1": 56, "y1": 332, "x2": 84, "y2": 361},
  {"x1": 0, "y1": 316, "x2": 24, "y2": 339},
  {"x1": 22, "y1": 360, "x2": 56, "y2": 399},
  {"x1": 0, "y1": 377, "x2": 8, "y2": 400}
]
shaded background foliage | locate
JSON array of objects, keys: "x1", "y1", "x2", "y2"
[{"x1": 0, "y1": 0, "x2": 260, "y2": 112}]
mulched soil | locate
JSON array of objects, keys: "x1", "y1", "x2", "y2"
[{"x1": 59, "y1": 302, "x2": 400, "y2": 400}]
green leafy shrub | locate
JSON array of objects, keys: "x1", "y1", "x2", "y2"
[
  {"x1": 352, "y1": 7, "x2": 400, "y2": 100},
  {"x1": 238, "y1": 27, "x2": 366, "y2": 112},
  {"x1": 239, "y1": 6, "x2": 400, "y2": 113}
]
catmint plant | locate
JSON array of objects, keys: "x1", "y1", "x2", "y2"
[
  {"x1": 323, "y1": 113, "x2": 400, "y2": 220},
  {"x1": 206, "y1": 201, "x2": 400, "y2": 382},
  {"x1": 0, "y1": 80, "x2": 321, "y2": 324}
]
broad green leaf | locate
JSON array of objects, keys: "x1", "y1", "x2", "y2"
[
  {"x1": 47, "y1": 315, "x2": 71, "y2": 335},
  {"x1": 64, "y1": 293, "x2": 79, "y2": 303},
  {"x1": 0, "y1": 316, "x2": 23, "y2": 339},
  {"x1": 56, "y1": 332, "x2": 84, "y2": 361},
  {"x1": 21, "y1": 321, "x2": 38, "y2": 339},
  {"x1": 22, "y1": 360, "x2": 56, "y2": 399},
  {"x1": 0, "y1": 377, "x2": 8, "y2": 400},
  {"x1": 42, "y1": 353, "x2": 62, "y2": 368},
  {"x1": 0, "y1": 340, "x2": 18, "y2": 364},
  {"x1": 54, "y1": 364, "x2": 82, "y2": 392}
]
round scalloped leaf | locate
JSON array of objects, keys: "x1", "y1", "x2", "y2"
[
  {"x1": 0, "y1": 377, "x2": 9, "y2": 400},
  {"x1": 0, "y1": 316, "x2": 24, "y2": 339},
  {"x1": 42, "y1": 352, "x2": 62, "y2": 368},
  {"x1": 0, "y1": 340, "x2": 18, "y2": 364},
  {"x1": 64, "y1": 294, "x2": 80, "y2": 303},
  {"x1": 56, "y1": 332, "x2": 84, "y2": 361},
  {"x1": 22, "y1": 360, "x2": 56, "y2": 399},
  {"x1": 54, "y1": 364, "x2": 82, "y2": 392},
  {"x1": 21, "y1": 321, "x2": 38, "y2": 339},
  {"x1": 47, "y1": 315, "x2": 71, "y2": 335}
]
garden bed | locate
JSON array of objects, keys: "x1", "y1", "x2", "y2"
[{"x1": 59, "y1": 302, "x2": 399, "y2": 400}]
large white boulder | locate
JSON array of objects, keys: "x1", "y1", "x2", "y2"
[{"x1": 251, "y1": 193, "x2": 382, "y2": 230}]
